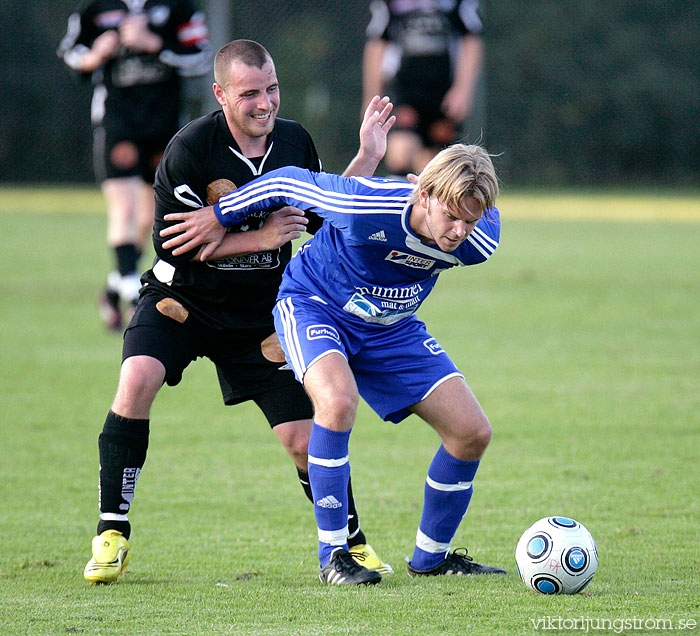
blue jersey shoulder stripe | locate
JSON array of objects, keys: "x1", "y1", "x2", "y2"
[
  {"x1": 465, "y1": 217, "x2": 499, "y2": 259},
  {"x1": 351, "y1": 176, "x2": 414, "y2": 191},
  {"x1": 221, "y1": 175, "x2": 411, "y2": 207},
  {"x1": 466, "y1": 233, "x2": 494, "y2": 259},
  {"x1": 473, "y1": 225, "x2": 498, "y2": 248},
  {"x1": 470, "y1": 227, "x2": 498, "y2": 251},
  {"x1": 224, "y1": 188, "x2": 405, "y2": 216},
  {"x1": 220, "y1": 181, "x2": 409, "y2": 211},
  {"x1": 219, "y1": 186, "x2": 407, "y2": 217},
  {"x1": 217, "y1": 175, "x2": 411, "y2": 219}
]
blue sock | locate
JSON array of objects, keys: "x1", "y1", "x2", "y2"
[
  {"x1": 411, "y1": 445, "x2": 480, "y2": 570},
  {"x1": 308, "y1": 423, "x2": 351, "y2": 566}
]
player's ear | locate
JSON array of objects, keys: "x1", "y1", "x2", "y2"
[
  {"x1": 213, "y1": 83, "x2": 226, "y2": 107},
  {"x1": 418, "y1": 187, "x2": 430, "y2": 209}
]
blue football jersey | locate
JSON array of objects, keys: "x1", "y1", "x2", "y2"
[{"x1": 213, "y1": 167, "x2": 500, "y2": 325}]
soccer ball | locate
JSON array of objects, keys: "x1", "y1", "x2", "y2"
[{"x1": 515, "y1": 516, "x2": 598, "y2": 594}]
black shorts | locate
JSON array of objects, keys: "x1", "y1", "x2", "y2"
[
  {"x1": 391, "y1": 56, "x2": 456, "y2": 147},
  {"x1": 93, "y1": 126, "x2": 173, "y2": 184},
  {"x1": 122, "y1": 293, "x2": 313, "y2": 427}
]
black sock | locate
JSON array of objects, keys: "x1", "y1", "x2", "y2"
[
  {"x1": 114, "y1": 243, "x2": 140, "y2": 277},
  {"x1": 346, "y1": 477, "x2": 366, "y2": 547},
  {"x1": 297, "y1": 467, "x2": 366, "y2": 547},
  {"x1": 296, "y1": 467, "x2": 313, "y2": 502},
  {"x1": 97, "y1": 518, "x2": 132, "y2": 538},
  {"x1": 96, "y1": 410, "x2": 149, "y2": 539},
  {"x1": 105, "y1": 288, "x2": 120, "y2": 305}
]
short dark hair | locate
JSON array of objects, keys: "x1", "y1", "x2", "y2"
[{"x1": 214, "y1": 39, "x2": 272, "y2": 86}]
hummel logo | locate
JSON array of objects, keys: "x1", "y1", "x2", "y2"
[
  {"x1": 316, "y1": 495, "x2": 343, "y2": 509},
  {"x1": 368, "y1": 230, "x2": 387, "y2": 242}
]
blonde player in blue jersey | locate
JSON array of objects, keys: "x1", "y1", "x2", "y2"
[{"x1": 161, "y1": 143, "x2": 508, "y2": 585}]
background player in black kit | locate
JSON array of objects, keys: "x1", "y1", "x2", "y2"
[
  {"x1": 84, "y1": 39, "x2": 397, "y2": 584},
  {"x1": 362, "y1": 0, "x2": 484, "y2": 177},
  {"x1": 58, "y1": 0, "x2": 211, "y2": 331}
]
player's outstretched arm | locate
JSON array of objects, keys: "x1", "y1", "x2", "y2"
[
  {"x1": 161, "y1": 205, "x2": 307, "y2": 261},
  {"x1": 342, "y1": 95, "x2": 396, "y2": 177},
  {"x1": 191, "y1": 207, "x2": 308, "y2": 261}
]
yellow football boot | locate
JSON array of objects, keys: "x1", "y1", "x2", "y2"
[
  {"x1": 349, "y1": 543, "x2": 394, "y2": 575},
  {"x1": 83, "y1": 529, "x2": 130, "y2": 584}
]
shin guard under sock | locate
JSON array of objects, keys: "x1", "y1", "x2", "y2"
[
  {"x1": 96, "y1": 410, "x2": 149, "y2": 539},
  {"x1": 307, "y1": 423, "x2": 351, "y2": 566},
  {"x1": 411, "y1": 445, "x2": 480, "y2": 570},
  {"x1": 296, "y1": 467, "x2": 366, "y2": 548}
]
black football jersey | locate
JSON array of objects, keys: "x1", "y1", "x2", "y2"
[
  {"x1": 57, "y1": 0, "x2": 210, "y2": 136},
  {"x1": 366, "y1": 0, "x2": 483, "y2": 94},
  {"x1": 144, "y1": 110, "x2": 321, "y2": 330},
  {"x1": 367, "y1": 0, "x2": 483, "y2": 55}
]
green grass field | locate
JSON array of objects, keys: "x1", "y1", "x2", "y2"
[{"x1": 0, "y1": 186, "x2": 698, "y2": 636}]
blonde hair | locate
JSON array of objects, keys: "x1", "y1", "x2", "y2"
[
  {"x1": 412, "y1": 144, "x2": 499, "y2": 214},
  {"x1": 214, "y1": 39, "x2": 272, "y2": 87}
]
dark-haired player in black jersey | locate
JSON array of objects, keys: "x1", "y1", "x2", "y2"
[
  {"x1": 83, "y1": 39, "x2": 396, "y2": 584},
  {"x1": 362, "y1": 0, "x2": 484, "y2": 177},
  {"x1": 58, "y1": 0, "x2": 211, "y2": 331}
]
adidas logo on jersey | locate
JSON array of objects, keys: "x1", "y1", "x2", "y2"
[
  {"x1": 316, "y1": 495, "x2": 343, "y2": 509},
  {"x1": 368, "y1": 230, "x2": 387, "y2": 242}
]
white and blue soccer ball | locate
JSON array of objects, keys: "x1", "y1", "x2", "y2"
[{"x1": 515, "y1": 516, "x2": 598, "y2": 595}]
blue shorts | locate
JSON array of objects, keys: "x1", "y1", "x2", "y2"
[{"x1": 273, "y1": 296, "x2": 463, "y2": 423}]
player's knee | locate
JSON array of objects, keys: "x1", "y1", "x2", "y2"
[
  {"x1": 274, "y1": 420, "x2": 312, "y2": 470},
  {"x1": 448, "y1": 415, "x2": 492, "y2": 459},
  {"x1": 286, "y1": 442, "x2": 309, "y2": 470},
  {"x1": 113, "y1": 355, "x2": 164, "y2": 415},
  {"x1": 110, "y1": 141, "x2": 139, "y2": 170},
  {"x1": 469, "y1": 416, "x2": 492, "y2": 455},
  {"x1": 315, "y1": 392, "x2": 358, "y2": 430}
]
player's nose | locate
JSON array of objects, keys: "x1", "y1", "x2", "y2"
[
  {"x1": 257, "y1": 93, "x2": 272, "y2": 110},
  {"x1": 453, "y1": 220, "x2": 468, "y2": 237}
]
